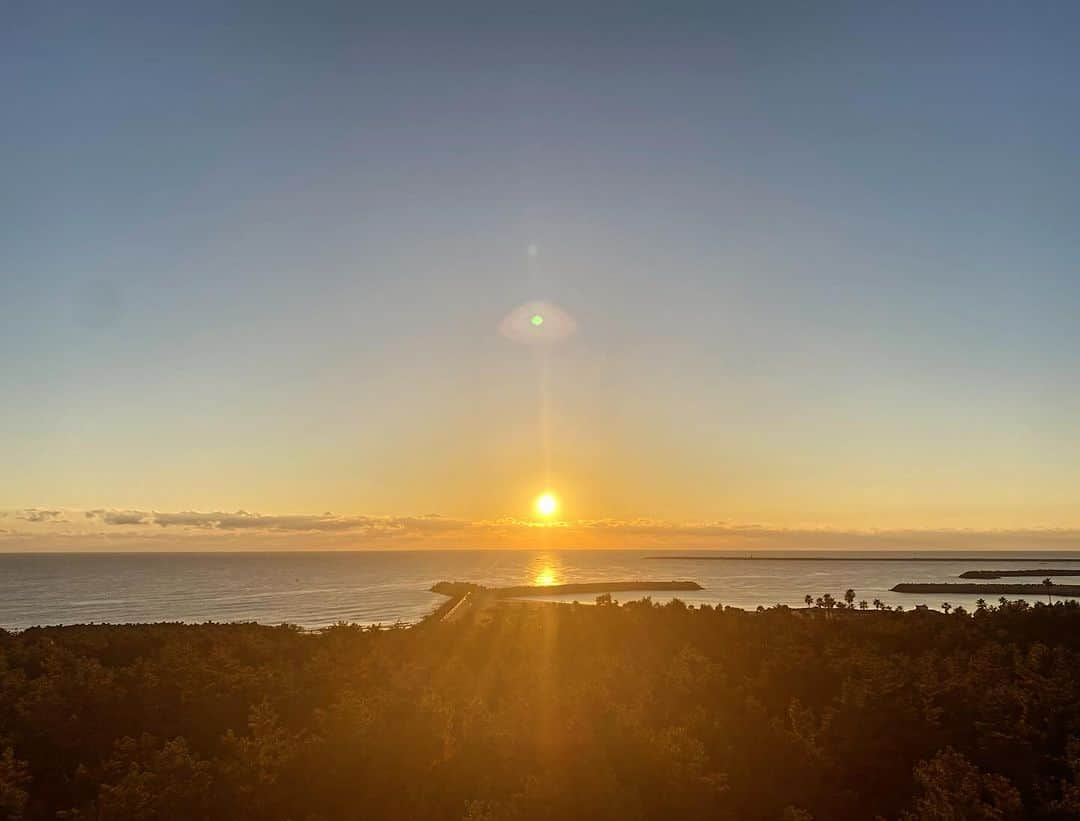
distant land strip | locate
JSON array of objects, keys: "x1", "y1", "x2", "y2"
[
  {"x1": 646, "y1": 556, "x2": 1080, "y2": 562},
  {"x1": 891, "y1": 582, "x2": 1080, "y2": 596},
  {"x1": 431, "y1": 580, "x2": 702, "y2": 598},
  {"x1": 959, "y1": 569, "x2": 1080, "y2": 579}
]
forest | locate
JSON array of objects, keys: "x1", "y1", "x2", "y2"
[{"x1": 2, "y1": 594, "x2": 1080, "y2": 820}]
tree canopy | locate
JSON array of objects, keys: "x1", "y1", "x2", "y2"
[{"x1": 2, "y1": 595, "x2": 1079, "y2": 819}]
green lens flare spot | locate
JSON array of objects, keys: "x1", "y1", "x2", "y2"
[{"x1": 530, "y1": 314, "x2": 544, "y2": 327}]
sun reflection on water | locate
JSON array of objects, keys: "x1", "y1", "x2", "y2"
[
  {"x1": 534, "y1": 567, "x2": 559, "y2": 586},
  {"x1": 529, "y1": 554, "x2": 563, "y2": 587}
]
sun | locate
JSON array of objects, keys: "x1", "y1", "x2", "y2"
[{"x1": 534, "y1": 493, "x2": 558, "y2": 517}]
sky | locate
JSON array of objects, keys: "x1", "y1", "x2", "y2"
[{"x1": 2, "y1": 2, "x2": 1079, "y2": 550}]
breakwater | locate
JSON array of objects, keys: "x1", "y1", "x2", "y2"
[{"x1": 431, "y1": 580, "x2": 703, "y2": 599}]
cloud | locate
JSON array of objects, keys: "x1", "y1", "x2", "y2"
[
  {"x1": 17, "y1": 508, "x2": 468, "y2": 538},
  {"x1": 16, "y1": 509, "x2": 66, "y2": 523},
  {"x1": 105, "y1": 511, "x2": 150, "y2": 526},
  {"x1": 151, "y1": 511, "x2": 381, "y2": 532},
  {"x1": 138, "y1": 510, "x2": 463, "y2": 537},
  {"x1": 84, "y1": 509, "x2": 150, "y2": 525},
  {"x1": 2, "y1": 507, "x2": 1079, "y2": 552}
]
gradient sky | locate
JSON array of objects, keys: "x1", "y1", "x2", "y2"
[{"x1": 3, "y1": 2, "x2": 1079, "y2": 549}]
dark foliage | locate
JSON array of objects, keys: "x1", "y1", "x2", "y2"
[{"x1": 2, "y1": 597, "x2": 1080, "y2": 819}]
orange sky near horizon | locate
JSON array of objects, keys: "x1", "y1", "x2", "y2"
[{"x1": 3, "y1": 507, "x2": 1080, "y2": 553}]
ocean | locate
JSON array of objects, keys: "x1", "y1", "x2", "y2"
[{"x1": 2, "y1": 549, "x2": 1079, "y2": 631}]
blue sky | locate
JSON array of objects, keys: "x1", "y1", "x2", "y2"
[{"x1": 2, "y1": 2, "x2": 1078, "y2": 547}]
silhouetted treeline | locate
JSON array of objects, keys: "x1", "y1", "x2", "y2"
[{"x1": 3, "y1": 596, "x2": 1080, "y2": 819}]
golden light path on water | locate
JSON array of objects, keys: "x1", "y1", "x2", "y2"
[
  {"x1": 534, "y1": 567, "x2": 558, "y2": 586},
  {"x1": 530, "y1": 553, "x2": 564, "y2": 587}
]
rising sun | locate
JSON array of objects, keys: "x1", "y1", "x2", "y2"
[{"x1": 534, "y1": 493, "x2": 558, "y2": 517}]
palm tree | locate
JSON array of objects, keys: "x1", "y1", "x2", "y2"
[
  {"x1": 844, "y1": 589, "x2": 856, "y2": 609},
  {"x1": 975, "y1": 598, "x2": 987, "y2": 613},
  {"x1": 1043, "y1": 578, "x2": 1054, "y2": 605},
  {"x1": 804, "y1": 594, "x2": 814, "y2": 608},
  {"x1": 872, "y1": 598, "x2": 884, "y2": 611},
  {"x1": 859, "y1": 600, "x2": 868, "y2": 610},
  {"x1": 941, "y1": 602, "x2": 952, "y2": 615}
]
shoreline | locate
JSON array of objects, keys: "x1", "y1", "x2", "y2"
[{"x1": 892, "y1": 582, "x2": 1080, "y2": 596}]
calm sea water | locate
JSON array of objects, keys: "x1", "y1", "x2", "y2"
[{"x1": 2, "y1": 550, "x2": 1079, "y2": 631}]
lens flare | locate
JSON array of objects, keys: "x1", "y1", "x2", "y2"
[{"x1": 498, "y1": 300, "x2": 576, "y2": 344}]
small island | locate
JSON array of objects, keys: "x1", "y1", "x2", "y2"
[{"x1": 958, "y1": 569, "x2": 1080, "y2": 579}]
